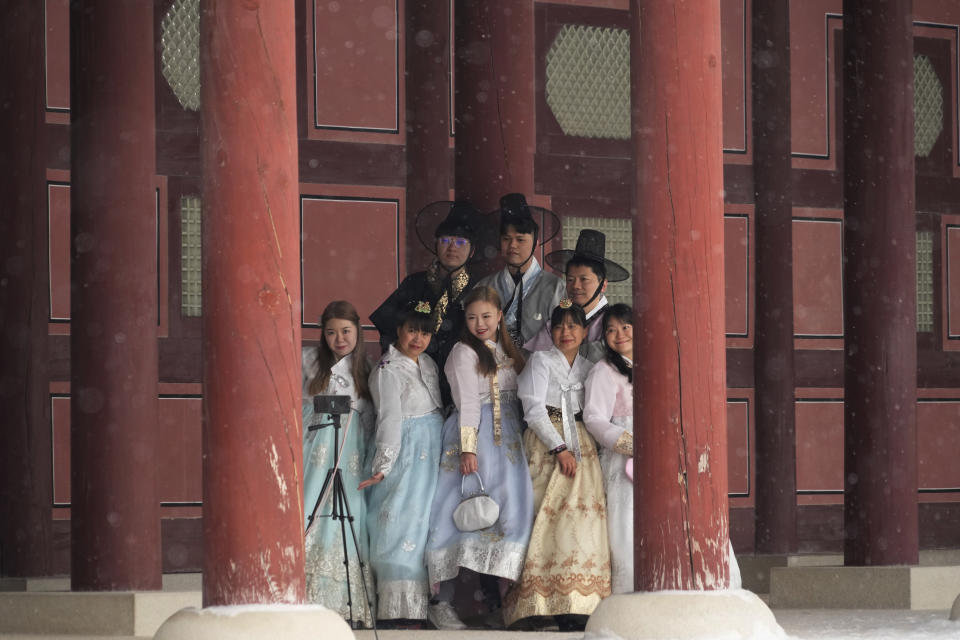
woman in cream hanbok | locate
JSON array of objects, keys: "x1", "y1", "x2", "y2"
[
  {"x1": 504, "y1": 302, "x2": 610, "y2": 629},
  {"x1": 583, "y1": 303, "x2": 634, "y2": 595},
  {"x1": 302, "y1": 301, "x2": 375, "y2": 626}
]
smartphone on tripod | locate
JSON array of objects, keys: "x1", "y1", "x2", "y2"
[{"x1": 309, "y1": 394, "x2": 352, "y2": 429}]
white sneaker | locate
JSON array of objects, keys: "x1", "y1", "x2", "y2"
[{"x1": 428, "y1": 602, "x2": 467, "y2": 630}]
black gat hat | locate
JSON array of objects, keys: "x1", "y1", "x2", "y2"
[
  {"x1": 495, "y1": 193, "x2": 560, "y2": 246},
  {"x1": 414, "y1": 199, "x2": 484, "y2": 254},
  {"x1": 545, "y1": 228, "x2": 629, "y2": 282}
]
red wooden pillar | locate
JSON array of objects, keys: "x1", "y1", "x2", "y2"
[
  {"x1": 631, "y1": 0, "x2": 731, "y2": 590},
  {"x1": 406, "y1": 0, "x2": 454, "y2": 270},
  {"x1": 841, "y1": 0, "x2": 918, "y2": 567},
  {"x1": 453, "y1": 0, "x2": 536, "y2": 212},
  {"x1": 0, "y1": 0, "x2": 53, "y2": 578},
  {"x1": 200, "y1": 1, "x2": 305, "y2": 605},
  {"x1": 69, "y1": 0, "x2": 161, "y2": 591},
  {"x1": 752, "y1": 0, "x2": 798, "y2": 555}
]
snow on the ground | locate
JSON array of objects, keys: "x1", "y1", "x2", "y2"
[
  {"x1": 579, "y1": 609, "x2": 958, "y2": 640},
  {"x1": 351, "y1": 610, "x2": 959, "y2": 639},
  {"x1": 775, "y1": 609, "x2": 958, "y2": 640}
]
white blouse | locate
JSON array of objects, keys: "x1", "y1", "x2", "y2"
[
  {"x1": 583, "y1": 358, "x2": 634, "y2": 455},
  {"x1": 445, "y1": 339, "x2": 518, "y2": 453},
  {"x1": 368, "y1": 344, "x2": 442, "y2": 476},
  {"x1": 302, "y1": 349, "x2": 365, "y2": 403},
  {"x1": 301, "y1": 348, "x2": 374, "y2": 439},
  {"x1": 302, "y1": 347, "x2": 369, "y2": 412},
  {"x1": 518, "y1": 346, "x2": 593, "y2": 457}
]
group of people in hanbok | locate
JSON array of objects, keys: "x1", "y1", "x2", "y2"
[{"x1": 300, "y1": 195, "x2": 638, "y2": 631}]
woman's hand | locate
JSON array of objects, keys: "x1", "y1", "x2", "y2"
[
  {"x1": 358, "y1": 472, "x2": 384, "y2": 490},
  {"x1": 556, "y1": 450, "x2": 577, "y2": 477},
  {"x1": 460, "y1": 452, "x2": 478, "y2": 475}
]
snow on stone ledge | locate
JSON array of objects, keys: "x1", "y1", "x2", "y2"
[{"x1": 584, "y1": 589, "x2": 787, "y2": 640}]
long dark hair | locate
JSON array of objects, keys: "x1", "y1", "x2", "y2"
[
  {"x1": 461, "y1": 286, "x2": 525, "y2": 376},
  {"x1": 308, "y1": 300, "x2": 371, "y2": 401},
  {"x1": 602, "y1": 303, "x2": 633, "y2": 383}
]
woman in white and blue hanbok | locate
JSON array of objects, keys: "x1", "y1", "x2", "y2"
[
  {"x1": 424, "y1": 286, "x2": 534, "y2": 629},
  {"x1": 301, "y1": 301, "x2": 375, "y2": 626},
  {"x1": 361, "y1": 310, "x2": 444, "y2": 622}
]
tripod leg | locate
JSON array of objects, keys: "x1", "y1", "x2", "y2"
[
  {"x1": 336, "y1": 470, "x2": 376, "y2": 631},
  {"x1": 332, "y1": 470, "x2": 356, "y2": 627},
  {"x1": 306, "y1": 467, "x2": 336, "y2": 532}
]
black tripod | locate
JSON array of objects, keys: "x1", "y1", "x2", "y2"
[{"x1": 306, "y1": 395, "x2": 377, "y2": 636}]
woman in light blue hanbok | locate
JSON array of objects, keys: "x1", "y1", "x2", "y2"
[
  {"x1": 425, "y1": 286, "x2": 534, "y2": 630},
  {"x1": 359, "y1": 301, "x2": 444, "y2": 623},
  {"x1": 302, "y1": 301, "x2": 375, "y2": 626}
]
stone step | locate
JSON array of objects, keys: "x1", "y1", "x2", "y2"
[
  {"x1": 0, "y1": 591, "x2": 200, "y2": 637},
  {"x1": 0, "y1": 573, "x2": 201, "y2": 593},
  {"x1": 737, "y1": 550, "x2": 960, "y2": 596},
  {"x1": 770, "y1": 565, "x2": 960, "y2": 609}
]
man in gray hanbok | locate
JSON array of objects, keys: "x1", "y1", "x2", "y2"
[
  {"x1": 524, "y1": 228, "x2": 630, "y2": 362},
  {"x1": 476, "y1": 193, "x2": 564, "y2": 350}
]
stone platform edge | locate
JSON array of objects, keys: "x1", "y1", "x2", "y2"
[{"x1": 769, "y1": 565, "x2": 960, "y2": 610}]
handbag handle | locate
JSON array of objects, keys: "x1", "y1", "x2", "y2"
[{"x1": 460, "y1": 471, "x2": 486, "y2": 496}]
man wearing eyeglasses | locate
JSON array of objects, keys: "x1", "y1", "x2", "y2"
[{"x1": 370, "y1": 200, "x2": 480, "y2": 406}]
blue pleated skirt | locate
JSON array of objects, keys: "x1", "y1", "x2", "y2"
[
  {"x1": 365, "y1": 410, "x2": 444, "y2": 620},
  {"x1": 425, "y1": 393, "x2": 534, "y2": 587}
]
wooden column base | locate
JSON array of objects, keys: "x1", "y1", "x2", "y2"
[{"x1": 585, "y1": 590, "x2": 785, "y2": 640}]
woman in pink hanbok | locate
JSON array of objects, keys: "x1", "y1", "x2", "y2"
[{"x1": 583, "y1": 303, "x2": 634, "y2": 594}]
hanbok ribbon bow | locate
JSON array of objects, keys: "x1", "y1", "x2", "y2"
[
  {"x1": 330, "y1": 373, "x2": 350, "y2": 392},
  {"x1": 559, "y1": 381, "x2": 584, "y2": 460},
  {"x1": 326, "y1": 373, "x2": 357, "y2": 419}
]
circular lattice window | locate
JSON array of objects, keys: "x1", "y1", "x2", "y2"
[
  {"x1": 913, "y1": 55, "x2": 943, "y2": 158},
  {"x1": 161, "y1": 0, "x2": 201, "y2": 111},
  {"x1": 545, "y1": 25, "x2": 630, "y2": 140}
]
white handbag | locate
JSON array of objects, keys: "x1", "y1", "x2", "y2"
[{"x1": 452, "y1": 472, "x2": 500, "y2": 532}]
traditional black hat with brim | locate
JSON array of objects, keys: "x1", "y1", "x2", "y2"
[
  {"x1": 545, "y1": 228, "x2": 630, "y2": 282},
  {"x1": 494, "y1": 193, "x2": 561, "y2": 246},
  {"x1": 414, "y1": 199, "x2": 484, "y2": 254}
]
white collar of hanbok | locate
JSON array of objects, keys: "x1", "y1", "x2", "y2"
[
  {"x1": 500, "y1": 257, "x2": 543, "y2": 296},
  {"x1": 332, "y1": 352, "x2": 353, "y2": 374},
  {"x1": 516, "y1": 257, "x2": 542, "y2": 287},
  {"x1": 325, "y1": 352, "x2": 354, "y2": 392},
  {"x1": 486, "y1": 339, "x2": 514, "y2": 369},
  {"x1": 585, "y1": 295, "x2": 609, "y2": 321},
  {"x1": 387, "y1": 343, "x2": 422, "y2": 370},
  {"x1": 385, "y1": 344, "x2": 441, "y2": 407}
]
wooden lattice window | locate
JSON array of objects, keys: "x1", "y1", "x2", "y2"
[{"x1": 180, "y1": 196, "x2": 202, "y2": 317}]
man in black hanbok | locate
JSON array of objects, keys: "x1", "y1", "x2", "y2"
[{"x1": 369, "y1": 200, "x2": 483, "y2": 406}]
